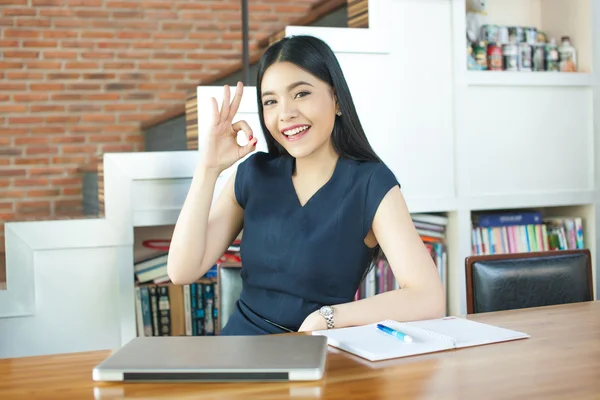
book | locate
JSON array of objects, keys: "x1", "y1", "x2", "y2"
[{"x1": 311, "y1": 316, "x2": 529, "y2": 362}]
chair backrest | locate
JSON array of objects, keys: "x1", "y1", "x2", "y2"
[
  {"x1": 217, "y1": 263, "x2": 243, "y2": 331},
  {"x1": 465, "y1": 249, "x2": 593, "y2": 314}
]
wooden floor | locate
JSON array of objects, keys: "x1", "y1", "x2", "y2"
[{"x1": 0, "y1": 253, "x2": 6, "y2": 290}]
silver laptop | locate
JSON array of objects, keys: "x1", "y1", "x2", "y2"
[{"x1": 92, "y1": 335, "x2": 328, "y2": 382}]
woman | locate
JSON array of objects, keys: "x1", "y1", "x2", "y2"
[{"x1": 167, "y1": 35, "x2": 445, "y2": 335}]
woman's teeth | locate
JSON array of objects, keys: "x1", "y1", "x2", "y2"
[{"x1": 284, "y1": 126, "x2": 309, "y2": 136}]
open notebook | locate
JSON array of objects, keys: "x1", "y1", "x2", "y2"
[{"x1": 311, "y1": 316, "x2": 530, "y2": 362}]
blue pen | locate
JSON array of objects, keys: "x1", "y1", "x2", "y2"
[{"x1": 376, "y1": 324, "x2": 413, "y2": 343}]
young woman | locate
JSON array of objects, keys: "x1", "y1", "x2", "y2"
[{"x1": 167, "y1": 35, "x2": 445, "y2": 335}]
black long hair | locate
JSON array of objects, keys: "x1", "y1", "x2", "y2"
[
  {"x1": 255, "y1": 34, "x2": 382, "y2": 164},
  {"x1": 255, "y1": 35, "x2": 386, "y2": 281}
]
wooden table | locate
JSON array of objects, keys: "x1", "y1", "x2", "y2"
[{"x1": 1, "y1": 302, "x2": 599, "y2": 400}]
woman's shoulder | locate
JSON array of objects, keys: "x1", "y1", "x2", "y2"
[
  {"x1": 238, "y1": 151, "x2": 285, "y2": 176},
  {"x1": 344, "y1": 158, "x2": 400, "y2": 187}
]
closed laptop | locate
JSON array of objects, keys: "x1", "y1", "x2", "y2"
[{"x1": 92, "y1": 335, "x2": 328, "y2": 382}]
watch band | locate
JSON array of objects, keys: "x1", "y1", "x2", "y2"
[
  {"x1": 319, "y1": 306, "x2": 335, "y2": 329},
  {"x1": 324, "y1": 314, "x2": 334, "y2": 329}
]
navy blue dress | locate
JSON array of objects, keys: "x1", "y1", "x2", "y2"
[{"x1": 219, "y1": 151, "x2": 400, "y2": 335}]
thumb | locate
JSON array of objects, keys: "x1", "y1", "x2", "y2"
[{"x1": 238, "y1": 136, "x2": 257, "y2": 159}]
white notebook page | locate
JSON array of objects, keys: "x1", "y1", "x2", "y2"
[
  {"x1": 311, "y1": 320, "x2": 455, "y2": 362},
  {"x1": 403, "y1": 316, "x2": 530, "y2": 348}
]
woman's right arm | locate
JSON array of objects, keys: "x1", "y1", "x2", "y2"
[
  {"x1": 166, "y1": 82, "x2": 256, "y2": 285},
  {"x1": 166, "y1": 166, "x2": 242, "y2": 285}
]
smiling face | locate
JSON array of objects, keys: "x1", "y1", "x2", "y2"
[{"x1": 260, "y1": 61, "x2": 339, "y2": 160}]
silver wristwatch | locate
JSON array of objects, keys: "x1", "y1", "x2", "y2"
[{"x1": 319, "y1": 305, "x2": 335, "y2": 329}]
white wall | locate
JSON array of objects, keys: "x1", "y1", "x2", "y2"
[{"x1": 0, "y1": 246, "x2": 128, "y2": 358}]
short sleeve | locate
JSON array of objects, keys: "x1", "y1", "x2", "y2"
[
  {"x1": 234, "y1": 154, "x2": 254, "y2": 209},
  {"x1": 363, "y1": 163, "x2": 400, "y2": 236}
]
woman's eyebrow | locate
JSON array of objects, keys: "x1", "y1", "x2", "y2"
[{"x1": 261, "y1": 81, "x2": 314, "y2": 97}]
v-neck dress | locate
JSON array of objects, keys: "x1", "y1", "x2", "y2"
[{"x1": 219, "y1": 151, "x2": 400, "y2": 335}]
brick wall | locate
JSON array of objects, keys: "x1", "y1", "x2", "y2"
[{"x1": 0, "y1": 0, "x2": 323, "y2": 252}]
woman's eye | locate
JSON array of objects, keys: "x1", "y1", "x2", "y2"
[
  {"x1": 263, "y1": 99, "x2": 275, "y2": 106},
  {"x1": 295, "y1": 91, "x2": 310, "y2": 99}
]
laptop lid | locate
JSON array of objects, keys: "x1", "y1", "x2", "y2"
[{"x1": 92, "y1": 335, "x2": 328, "y2": 382}]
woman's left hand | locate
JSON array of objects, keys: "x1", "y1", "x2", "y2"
[{"x1": 298, "y1": 311, "x2": 326, "y2": 332}]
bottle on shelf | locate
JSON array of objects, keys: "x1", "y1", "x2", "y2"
[
  {"x1": 558, "y1": 36, "x2": 577, "y2": 72},
  {"x1": 545, "y1": 38, "x2": 560, "y2": 72}
]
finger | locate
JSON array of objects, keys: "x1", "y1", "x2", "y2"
[
  {"x1": 220, "y1": 85, "x2": 230, "y2": 123},
  {"x1": 210, "y1": 97, "x2": 219, "y2": 126},
  {"x1": 228, "y1": 81, "x2": 244, "y2": 119},
  {"x1": 232, "y1": 120, "x2": 253, "y2": 140},
  {"x1": 238, "y1": 136, "x2": 258, "y2": 159}
]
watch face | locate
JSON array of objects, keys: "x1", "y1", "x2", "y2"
[{"x1": 320, "y1": 306, "x2": 333, "y2": 317}]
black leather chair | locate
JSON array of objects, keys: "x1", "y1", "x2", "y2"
[
  {"x1": 465, "y1": 249, "x2": 593, "y2": 314},
  {"x1": 216, "y1": 262, "x2": 243, "y2": 333}
]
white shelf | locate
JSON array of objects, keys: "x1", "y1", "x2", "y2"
[{"x1": 466, "y1": 71, "x2": 594, "y2": 87}]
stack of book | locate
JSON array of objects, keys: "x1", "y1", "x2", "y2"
[
  {"x1": 133, "y1": 239, "x2": 242, "y2": 337},
  {"x1": 471, "y1": 210, "x2": 585, "y2": 255}
]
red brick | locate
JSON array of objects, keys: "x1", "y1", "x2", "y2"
[
  {"x1": 46, "y1": 115, "x2": 80, "y2": 123},
  {"x1": 32, "y1": 0, "x2": 64, "y2": 5},
  {"x1": 62, "y1": 187, "x2": 82, "y2": 196},
  {"x1": 0, "y1": 0, "x2": 27, "y2": 5},
  {"x1": 0, "y1": 83, "x2": 27, "y2": 91},
  {"x1": 0, "y1": 62, "x2": 24, "y2": 69},
  {"x1": 16, "y1": 201, "x2": 51, "y2": 214},
  {"x1": 67, "y1": 83, "x2": 102, "y2": 90},
  {"x1": 26, "y1": 61, "x2": 62, "y2": 69},
  {"x1": 29, "y1": 168, "x2": 64, "y2": 176},
  {"x1": 0, "y1": 169, "x2": 27, "y2": 177},
  {"x1": 15, "y1": 137, "x2": 48, "y2": 145},
  {"x1": 2, "y1": 8, "x2": 37, "y2": 16},
  {"x1": 23, "y1": 41, "x2": 57, "y2": 48},
  {"x1": 14, "y1": 178, "x2": 49, "y2": 187},
  {"x1": 9, "y1": 116, "x2": 44, "y2": 124},
  {"x1": 75, "y1": 10, "x2": 109, "y2": 18},
  {"x1": 89, "y1": 134, "x2": 121, "y2": 143},
  {"x1": 30, "y1": 84, "x2": 64, "y2": 91},
  {"x1": 102, "y1": 143, "x2": 135, "y2": 152},
  {"x1": 2, "y1": 190, "x2": 24, "y2": 198},
  {"x1": 27, "y1": 189, "x2": 60, "y2": 197},
  {"x1": 31, "y1": 105, "x2": 65, "y2": 112},
  {"x1": 104, "y1": 104, "x2": 137, "y2": 111},
  {"x1": 14, "y1": 93, "x2": 49, "y2": 102},
  {"x1": 86, "y1": 93, "x2": 120, "y2": 101},
  {"x1": 53, "y1": 156, "x2": 86, "y2": 164},
  {"x1": 44, "y1": 52, "x2": 78, "y2": 59},
  {"x1": 15, "y1": 158, "x2": 50, "y2": 165},
  {"x1": 17, "y1": 19, "x2": 52, "y2": 28},
  {"x1": 51, "y1": 177, "x2": 80, "y2": 186},
  {"x1": 103, "y1": 62, "x2": 135, "y2": 69},
  {"x1": 25, "y1": 146, "x2": 59, "y2": 155},
  {"x1": 82, "y1": 115, "x2": 115, "y2": 123},
  {"x1": 51, "y1": 136, "x2": 85, "y2": 143},
  {"x1": 0, "y1": 40, "x2": 19, "y2": 47},
  {"x1": 67, "y1": 0, "x2": 103, "y2": 6},
  {"x1": 62, "y1": 145, "x2": 97, "y2": 154},
  {"x1": 106, "y1": 1, "x2": 139, "y2": 8},
  {"x1": 43, "y1": 31, "x2": 77, "y2": 38},
  {"x1": 31, "y1": 126, "x2": 64, "y2": 135},
  {"x1": 4, "y1": 29, "x2": 39, "y2": 38},
  {"x1": 81, "y1": 52, "x2": 114, "y2": 59},
  {"x1": 64, "y1": 62, "x2": 98, "y2": 69},
  {"x1": 0, "y1": 105, "x2": 27, "y2": 113},
  {"x1": 48, "y1": 73, "x2": 80, "y2": 80}
]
